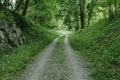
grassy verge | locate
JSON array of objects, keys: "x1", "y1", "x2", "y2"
[
  {"x1": 69, "y1": 19, "x2": 120, "y2": 80},
  {"x1": 0, "y1": 20, "x2": 58, "y2": 80},
  {"x1": 50, "y1": 36, "x2": 65, "y2": 64}
]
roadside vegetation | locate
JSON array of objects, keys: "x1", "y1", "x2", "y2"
[
  {"x1": 0, "y1": 0, "x2": 58, "y2": 80},
  {"x1": 0, "y1": 19, "x2": 57, "y2": 80},
  {"x1": 0, "y1": 0, "x2": 120, "y2": 80},
  {"x1": 69, "y1": 18, "x2": 120, "y2": 80}
]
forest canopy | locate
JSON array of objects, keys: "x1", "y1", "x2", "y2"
[{"x1": 0, "y1": 0, "x2": 120, "y2": 30}]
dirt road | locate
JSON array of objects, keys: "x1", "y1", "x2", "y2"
[{"x1": 19, "y1": 36, "x2": 92, "y2": 80}]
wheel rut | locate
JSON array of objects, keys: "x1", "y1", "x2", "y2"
[
  {"x1": 40, "y1": 37, "x2": 66, "y2": 80},
  {"x1": 19, "y1": 38, "x2": 59, "y2": 80},
  {"x1": 64, "y1": 35, "x2": 92, "y2": 80},
  {"x1": 19, "y1": 36, "x2": 92, "y2": 80}
]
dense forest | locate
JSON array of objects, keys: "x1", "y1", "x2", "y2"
[
  {"x1": 0, "y1": 0, "x2": 120, "y2": 80},
  {"x1": 0, "y1": 0, "x2": 120, "y2": 29}
]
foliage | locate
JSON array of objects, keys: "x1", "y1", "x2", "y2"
[
  {"x1": 63, "y1": 0, "x2": 120, "y2": 30},
  {"x1": 69, "y1": 18, "x2": 120, "y2": 80},
  {"x1": 0, "y1": 9, "x2": 14, "y2": 23},
  {"x1": 0, "y1": 17, "x2": 57, "y2": 80},
  {"x1": 1, "y1": 0, "x2": 120, "y2": 30},
  {"x1": 0, "y1": 0, "x2": 120, "y2": 80},
  {"x1": 26, "y1": 0, "x2": 63, "y2": 29}
]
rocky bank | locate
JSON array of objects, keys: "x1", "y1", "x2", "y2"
[{"x1": 0, "y1": 19, "x2": 25, "y2": 52}]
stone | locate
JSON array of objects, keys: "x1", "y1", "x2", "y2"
[
  {"x1": 0, "y1": 30, "x2": 4, "y2": 43},
  {"x1": 22, "y1": 36, "x2": 26, "y2": 42},
  {"x1": 13, "y1": 33, "x2": 19, "y2": 46},
  {"x1": 16, "y1": 28, "x2": 22, "y2": 37},
  {"x1": 6, "y1": 30, "x2": 14, "y2": 42},
  {"x1": 19, "y1": 37, "x2": 24, "y2": 45},
  {"x1": 12, "y1": 24, "x2": 17, "y2": 31},
  {"x1": 0, "y1": 19, "x2": 25, "y2": 51},
  {"x1": 0, "y1": 20, "x2": 5, "y2": 30},
  {"x1": 0, "y1": 43, "x2": 5, "y2": 53}
]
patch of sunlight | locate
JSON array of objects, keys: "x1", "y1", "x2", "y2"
[{"x1": 57, "y1": 30, "x2": 70, "y2": 36}]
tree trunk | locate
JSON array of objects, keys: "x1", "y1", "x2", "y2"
[
  {"x1": 79, "y1": 0, "x2": 85, "y2": 29},
  {"x1": 22, "y1": 0, "x2": 29, "y2": 16},
  {"x1": 108, "y1": 0, "x2": 112, "y2": 22},
  {"x1": 14, "y1": 0, "x2": 23, "y2": 11},
  {"x1": 88, "y1": 8, "x2": 92, "y2": 26},
  {"x1": 114, "y1": 0, "x2": 117, "y2": 16},
  {"x1": 0, "y1": 2, "x2": 3, "y2": 9},
  {"x1": 75, "y1": 14, "x2": 79, "y2": 31},
  {"x1": 87, "y1": 0, "x2": 94, "y2": 26}
]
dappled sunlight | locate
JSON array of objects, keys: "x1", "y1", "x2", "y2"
[{"x1": 56, "y1": 30, "x2": 71, "y2": 36}]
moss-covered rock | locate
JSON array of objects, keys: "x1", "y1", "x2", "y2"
[{"x1": 0, "y1": 19, "x2": 25, "y2": 52}]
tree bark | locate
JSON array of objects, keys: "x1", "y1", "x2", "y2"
[
  {"x1": 114, "y1": 0, "x2": 117, "y2": 16},
  {"x1": 0, "y1": 2, "x2": 3, "y2": 9},
  {"x1": 79, "y1": 0, "x2": 85, "y2": 29},
  {"x1": 75, "y1": 14, "x2": 79, "y2": 31},
  {"x1": 108, "y1": 0, "x2": 112, "y2": 22},
  {"x1": 22, "y1": 0, "x2": 29, "y2": 16},
  {"x1": 87, "y1": 0, "x2": 94, "y2": 26}
]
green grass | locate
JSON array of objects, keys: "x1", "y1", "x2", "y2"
[
  {"x1": 69, "y1": 18, "x2": 120, "y2": 80},
  {"x1": 0, "y1": 19, "x2": 58, "y2": 80},
  {"x1": 50, "y1": 36, "x2": 65, "y2": 64}
]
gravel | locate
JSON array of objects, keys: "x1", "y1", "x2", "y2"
[{"x1": 19, "y1": 35, "x2": 92, "y2": 80}]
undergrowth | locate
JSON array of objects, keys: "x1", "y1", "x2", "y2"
[
  {"x1": 0, "y1": 17, "x2": 57, "y2": 80},
  {"x1": 69, "y1": 18, "x2": 120, "y2": 80}
]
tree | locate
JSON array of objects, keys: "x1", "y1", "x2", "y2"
[
  {"x1": 14, "y1": 0, "x2": 24, "y2": 11},
  {"x1": 0, "y1": 0, "x2": 3, "y2": 9},
  {"x1": 87, "y1": 0, "x2": 95, "y2": 26},
  {"x1": 75, "y1": 10, "x2": 79, "y2": 31},
  {"x1": 22, "y1": 0, "x2": 29, "y2": 16},
  {"x1": 79, "y1": 0, "x2": 86, "y2": 29},
  {"x1": 114, "y1": 0, "x2": 117, "y2": 16}
]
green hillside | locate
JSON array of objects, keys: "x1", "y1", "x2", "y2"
[{"x1": 69, "y1": 18, "x2": 120, "y2": 80}]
